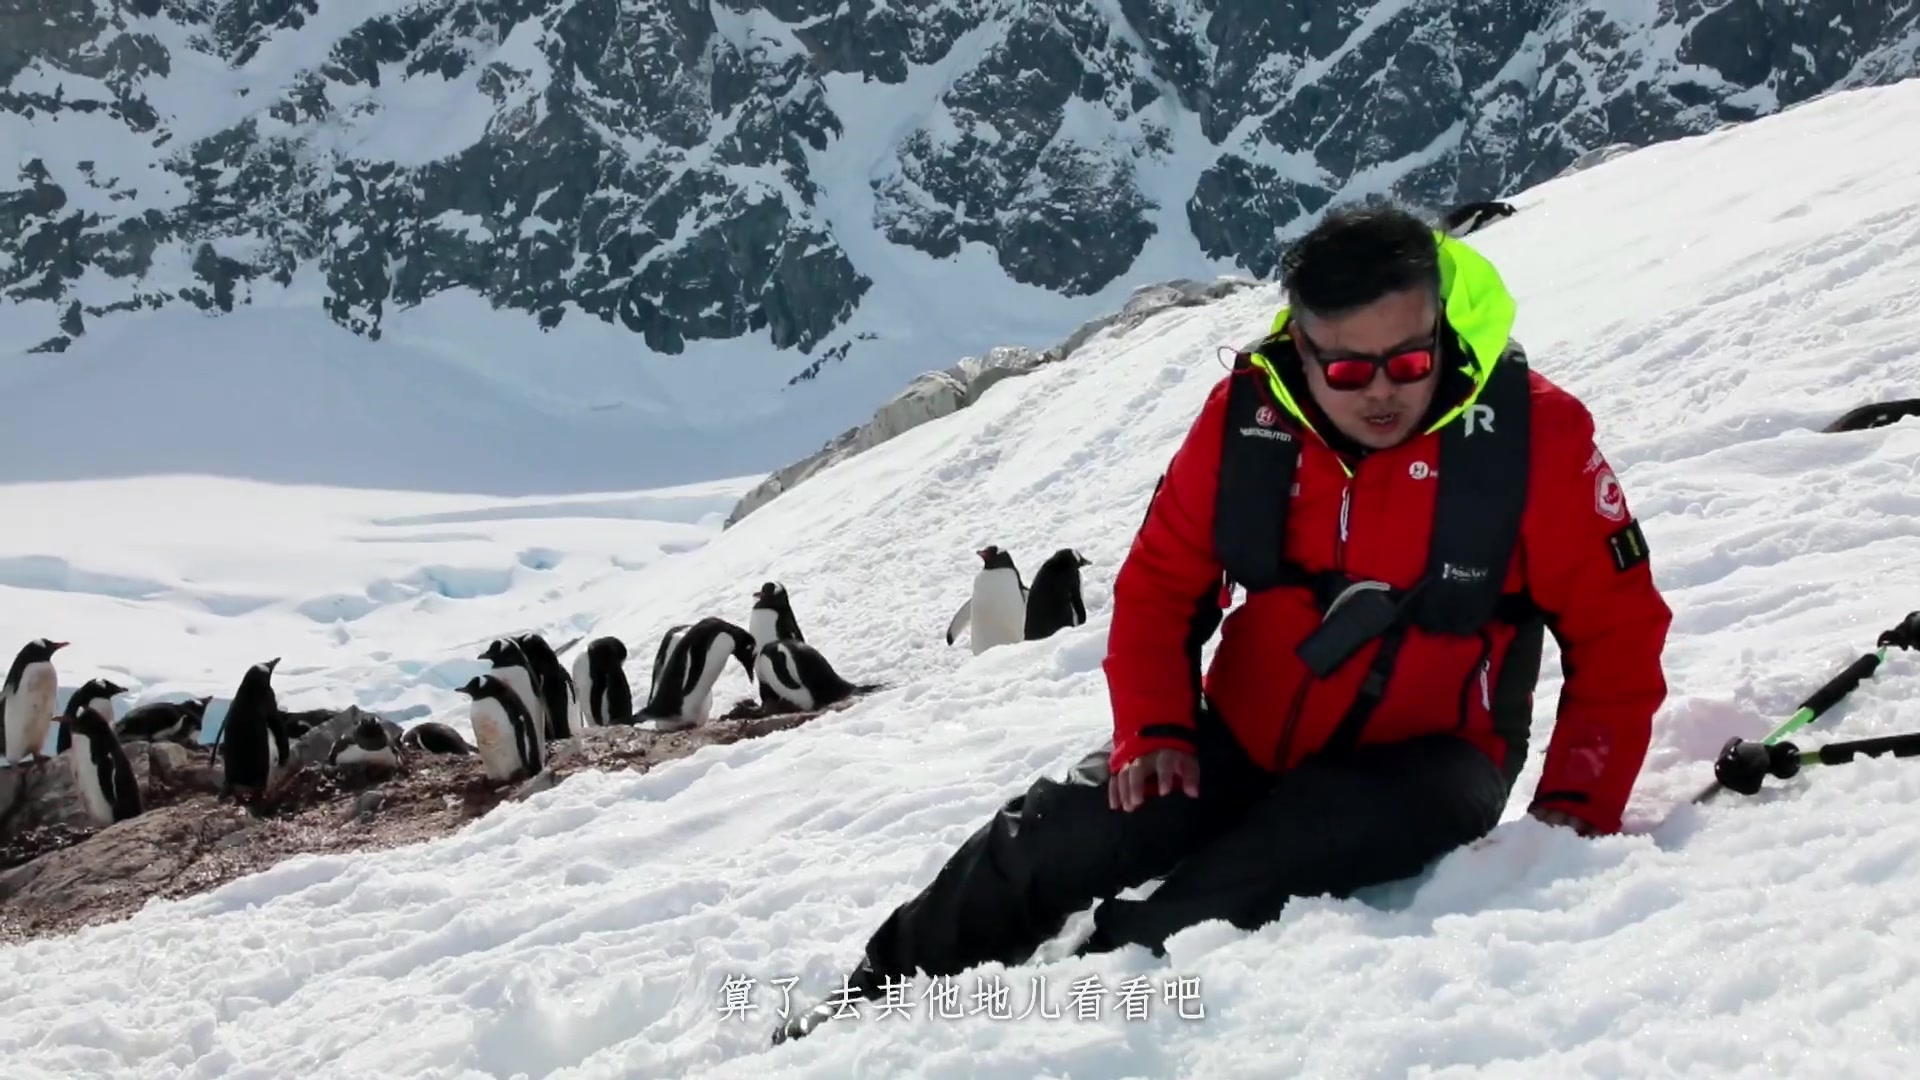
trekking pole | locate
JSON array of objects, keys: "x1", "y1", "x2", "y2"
[
  {"x1": 1712, "y1": 730, "x2": 1920, "y2": 796},
  {"x1": 1692, "y1": 610, "x2": 1920, "y2": 804}
]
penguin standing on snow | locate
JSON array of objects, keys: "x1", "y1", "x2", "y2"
[
  {"x1": 213, "y1": 657, "x2": 294, "y2": 801},
  {"x1": 56, "y1": 677, "x2": 142, "y2": 827},
  {"x1": 513, "y1": 632, "x2": 578, "y2": 741},
  {"x1": 456, "y1": 674, "x2": 543, "y2": 782},
  {"x1": 478, "y1": 637, "x2": 548, "y2": 740},
  {"x1": 749, "y1": 582, "x2": 805, "y2": 649},
  {"x1": 3, "y1": 637, "x2": 68, "y2": 768},
  {"x1": 571, "y1": 635, "x2": 632, "y2": 729},
  {"x1": 400, "y1": 721, "x2": 475, "y2": 756},
  {"x1": 115, "y1": 695, "x2": 211, "y2": 746},
  {"x1": 1024, "y1": 548, "x2": 1093, "y2": 641},
  {"x1": 639, "y1": 617, "x2": 756, "y2": 731},
  {"x1": 945, "y1": 546, "x2": 1028, "y2": 656},
  {"x1": 328, "y1": 715, "x2": 404, "y2": 774}
]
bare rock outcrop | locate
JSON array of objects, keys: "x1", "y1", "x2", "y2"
[{"x1": 724, "y1": 275, "x2": 1260, "y2": 528}]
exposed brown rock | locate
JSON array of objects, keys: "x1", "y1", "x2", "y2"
[{"x1": 0, "y1": 696, "x2": 848, "y2": 945}]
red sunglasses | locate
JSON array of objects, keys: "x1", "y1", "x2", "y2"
[{"x1": 1294, "y1": 323, "x2": 1437, "y2": 391}]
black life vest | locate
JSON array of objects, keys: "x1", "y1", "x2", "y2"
[
  {"x1": 1204, "y1": 335, "x2": 1542, "y2": 760},
  {"x1": 1212, "y1": 336, "x2": 1536, "y2": 634}
]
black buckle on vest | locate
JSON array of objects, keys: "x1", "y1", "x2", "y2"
[{"x1": 1295, "y1": 579, "x2": 1426, "y2": 679}]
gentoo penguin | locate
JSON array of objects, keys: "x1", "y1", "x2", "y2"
[
  {"x1": 401, "y1": 721, "x2": 475, "y2": 756},
  {"x1": 638, "y1": 617, "x2": 756, "y2": 731},
  {"x1": 754, "y1": 641, "x2": 881, "y2": 715},
  {"x1": 56, "y1": 678, "x2": 143, "y2": 826},
  {"x1": 1442, "y1": 199, "x2": 1517, "y2": 237},
  {"x1": 3, "y1": 637, "x2": 68, "y2": 767},
  {"x1": 513, "y1": 632, "x2": 578, "y2": 741},
  {"x1": 749, "y1": 582, "x2": 805, "y2": 649},
  {"x1": 945, "y1": 546, "x2": 1028, "y2": 655},
  {"x1": 328, "y1": 715, "x2": 403, "y2": 772},
  {"x1": 570, "y1": 635, "x2": 631, "y2": 729},
  {"x1": 116, "y1": 695, "x2": 211, "y2": 745},
  {"x1": 213, "y1": 657, "x2": 293, "y2": 801},
  {"x1": 478, "y1": 637, "x2": 548, "y2": 742},
  {"x1": 456, "y1": 674, "x2": 543, "y2": 782},
  {"x1": 1024, "y1": 548, "x2": 1093, "y2": 641}
]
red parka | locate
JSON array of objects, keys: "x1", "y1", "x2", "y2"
[{"x1": 1103, "y1": 240, "x2": 1672, "y2": 836}]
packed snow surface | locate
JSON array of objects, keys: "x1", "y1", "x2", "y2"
[{"x1": 4, "y1": 79, "x2": 1920, "y2": 1078}]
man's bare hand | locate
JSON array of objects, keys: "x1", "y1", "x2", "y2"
[
  {"x1": 1109, "y1": 749, "x2": 1200, "y2": 812},
  {"x1": 1530, "y1": 805, "x2": 1596, "y2": 836}
]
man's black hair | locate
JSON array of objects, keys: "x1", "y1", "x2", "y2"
[{"x1": 1280, "y1": 203, "x2": 1441, "y2": 318}]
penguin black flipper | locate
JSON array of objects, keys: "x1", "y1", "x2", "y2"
[
  {"x1": 651, "y1": 623, "x2": 689, "y2": 701},
  {"x1": 945, "y1": 599, "x2": 971, "y2": 646},
  {"x1": 607, "y1": 666, "x2": 633, "y2": 724},
  {"x1": 93, "y1": 732, "x2": 144, "y2": 822}
]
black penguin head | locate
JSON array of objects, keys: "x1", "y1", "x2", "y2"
[
  {"x1": 240, "y1": 657, "x2": 280, "y2": 689},
  {"x1": 754, "y1": 581, "x2": 784, "y2": 606},
  {"x1": 590, "y1": 636, "x2": 628, "y2": 664},
  {"x1": 16, "y1": 638, "x2": 68, "y2": 665},
  {"x1": 479, "y1": 638, "x2": 529, "y2": 669},
  {"x1": 977, "y1": 546, "x2": 1016, "y2": 571},
  {"x1": 730, "y1": 630, "x2": 757, "y2": 672},
  {"x1": 457, "y1": 674, "x2": 505, "y2": 701},
  {"x1": 188, "y1": 695, "x2": 214, "y2": 716},
  {"x1": 64, "y1": 677, "x2": 128, "y2": 719},
  {"x1": 1048, "y1": 547, "x2": 1091, "y2": 569},
  {"x1": 350, "y1": 715, "x2": 390, "y2": 749}
]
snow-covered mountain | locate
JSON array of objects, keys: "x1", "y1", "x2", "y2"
[
  {"x1": 4, "y1": 1, "x2": 1917, "y2": 475},
  {"x1": 3, "y1": 71, "x2": 1920, "y2": 1078}
]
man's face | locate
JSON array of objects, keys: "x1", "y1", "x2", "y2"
[{"x1": 1294, "y1": 286, "x2": 1442, "y2": 450}]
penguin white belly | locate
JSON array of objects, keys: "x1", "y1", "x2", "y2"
[
  {"x1": 688, "y1": 640, "x2": 734, "y2": 721},
  {"x1": 749, "y1": 609, "x2": 781, "y2": 651},
  {"x1": 1, "y1": 691, "x2": 21, "y2": 764},
  {"x1": 67, "y1": 731, "x2": 114, "y2": 826},
  {"x1": 570, "y1": 653, "x2": 594, "y2": 729},
  {"x1": 334, "y1": 743, "x2": 397, "y2": 770},
  {"x1": 968, "y1": 571, "x2": 1028, "y2": 655},
  {"x1": 492, "y1": 667, "x2": 546, "y2": 740},
  {"x1": 5, "y1": 664, "x2": 58, "y2": 762},
  {"x1": 265, "y1": 726, "x2": 290, "y2": 783},
  {"x1": 467, "y1": 699, "x2": 520, "y2": 781},
  {"x1": 755, "y1": 646, "x2": 815, "y2": 711}
]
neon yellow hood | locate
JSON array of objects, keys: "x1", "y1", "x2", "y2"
[{"x1": 1249, "y1": 231, "x2": 1518, "y2": 455}]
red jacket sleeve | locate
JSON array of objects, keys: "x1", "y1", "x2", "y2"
[
  {"x1": 1103, "y1": 375, "x2": 1234, "y2": 774},
  {"x1": 1521, "y1": 394, "x2": 1673, "y2": 835}
]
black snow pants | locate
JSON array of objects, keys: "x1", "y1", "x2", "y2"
[{"x1": 859, "y1": 702, "x2": 1512, "y2": 980}]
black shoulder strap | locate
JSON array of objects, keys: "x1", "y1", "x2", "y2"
[
  {"x1": 1413, "y1": 348, "x2": 1532, "y2": 635},
  {"x1": 1213, "y1": 352, "x2": 1301, "y2": 593}
]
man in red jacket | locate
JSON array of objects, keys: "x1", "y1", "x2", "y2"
[{"x1": 773, "y1": 205, "x2": 1672, "y2": 1045}]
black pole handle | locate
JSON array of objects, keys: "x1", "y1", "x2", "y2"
[
  {"x1": 1798, "y1": 653, "x2": 1881, "y2": 718},
  {"x1": 1815, "y1": 731, "x2": 1920, "y2": 766}
]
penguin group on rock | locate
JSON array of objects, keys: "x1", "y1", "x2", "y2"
[
  {"x1": 1, "y1": 548, "x2": 1094, "y2": 837},
  {"x1": 946, "y1": 545, "x2": 1095, "y2": 655}
]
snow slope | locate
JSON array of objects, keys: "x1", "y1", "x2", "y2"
[{"x1": 5, "y1": 77, "x2": 1920, "y2": 1078}]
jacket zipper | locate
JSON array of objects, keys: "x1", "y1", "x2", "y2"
[
  {"x1": 1274, "y1": 476, "x2": 1356, "y2": 771},
  {"x1": 1456, "y1": 629, "x2": 1493, "y2": 731}
]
